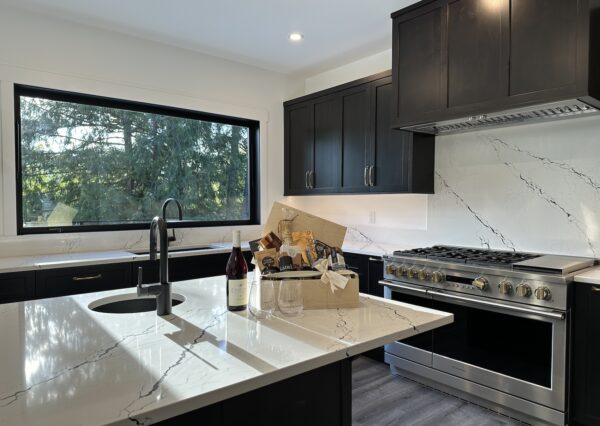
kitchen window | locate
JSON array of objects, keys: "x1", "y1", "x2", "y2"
[{"x1": 14, "y1": 85, "x2": 259, "y2": 234}]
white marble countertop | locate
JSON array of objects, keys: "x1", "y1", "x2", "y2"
[
  {"x1": 0, "y1": 276, "x2": 452, "y2": 425},
  {"x1": 574, "y1": 266, "x2": 600, "y2": 285},
  {"x1": 0, "y1": 241, "x2": 403, "y2": 274},
  {"x1": 0, "y1": 243, "x2": 249, "y2": 274}
]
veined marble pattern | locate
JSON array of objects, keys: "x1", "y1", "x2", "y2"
[
  {"x1": 339, "y1": 116, "x2": 600, "y2": 257},
  {"x1": 0, "y1": 277, "x2": 452, "y2": 426}
]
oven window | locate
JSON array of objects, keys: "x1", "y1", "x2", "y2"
[
  {"x1": 432, "y1": 300, "x2": 553, "y2": 387},
  {"x1": 389, "y1": 291, "x2": 434, "y2": 351}
]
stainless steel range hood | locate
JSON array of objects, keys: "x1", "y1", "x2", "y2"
[{"x1": 402, "y1": 99, "x2": 600, "y2": 135}]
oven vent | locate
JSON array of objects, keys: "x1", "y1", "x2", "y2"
[{"x1": 404, "y1": 100, "x2": 600, "y2": 135}]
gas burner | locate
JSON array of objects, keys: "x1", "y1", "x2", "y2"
[{"x1": 393, "y1": 245, "x2": 540, "y2": 269}]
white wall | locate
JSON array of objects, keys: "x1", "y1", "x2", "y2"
[
  {"x1": 288, "y1": 50, "x2": 600, "y2": 257},
  {"x1": 0, "y1": 6, "x2": 304, "y2": 256}
]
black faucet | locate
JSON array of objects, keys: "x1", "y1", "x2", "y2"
[
  {"x1": 161, "y1": 198, "x2": 183, "y2": 244},
  {"x1": 137, "y1": 216, "x2": 172, "y2": 316}
]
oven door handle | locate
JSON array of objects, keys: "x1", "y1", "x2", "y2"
[
  {"x1": 380, "y1": 280, "x2": 429, "y2": 296},
  {"x1": 431, "y1": 290, "x2": 565, "y2": 320}
]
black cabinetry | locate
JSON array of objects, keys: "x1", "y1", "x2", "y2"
[
  {"x1": 284, "y1": 71, "x2": 435, "y2": 195},
  {"x1": 0, "y1": 271, "x2": 35, "y2": 304},
  {"x1": 344, "y1": 252, "x2": 385, "y2": 362},
  {"x1": 135, "y1": 251, "x2": 253, "y2": 285},
  {"x1": 571, "y1": 282, "x2": 600, "y2": 425},
  {"x1": 0, "y1": 250, "x2": 253, "y2": 304},
  {"x1": 391, "y1": 0, "x2": 600, "y2": 130},
  {"x1": 36, "y1": 263, "x2": 132, "y2": 299}
]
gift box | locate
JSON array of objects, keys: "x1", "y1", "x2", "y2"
[{"x1": 257, "y1": 202, "x2": 359, "y2": 310}]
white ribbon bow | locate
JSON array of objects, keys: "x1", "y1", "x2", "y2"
[{"x1": 313, "y1": 259, "x2": 349, "y2": 293}]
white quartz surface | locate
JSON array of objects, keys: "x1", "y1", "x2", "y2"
[
  {"x1": 574, "y1": 266, "x2": 600, "y2": 285},
  {"x1": 0, "y1": 241, "x2": 401, "y2": 274},
  {"x1": 0, "y1": 243, "x2": 248, "y2": 274},
  {"x1": 0, "y1": 276, "x2": 452, "y2": 426}
]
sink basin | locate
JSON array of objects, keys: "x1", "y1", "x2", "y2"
[
  {"x1": 129, "y1": 244, "x2": 220, "y2": 255},
  {"x1": 89, "y1": 293, "x2": 185, "y2": 314}
]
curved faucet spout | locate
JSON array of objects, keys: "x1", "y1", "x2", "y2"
[
  {"x1": 150, "y1": 216, "x2": 169, "y2": 284},
  {"x1": 161, "y1": 198, "x2": 183, "y2": 243}
]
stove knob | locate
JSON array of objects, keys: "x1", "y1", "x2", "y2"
[
  {"x1": 407, "y1": 266, "x2": 419, "y2": 279},
  {"x1": 386, "y1": 263, "x2": 397, "y2": 275},
  {"x1": 535, "y1": 286, "x2": 552, "y2": 301},
  {"x1": 515, "y1": 284, "x2": 532, "y2": 298},
  {"x1": 431, "y1": 271, "x2": 446, "y2": 283},
  {"x1": 418, "y1": 268, "x2": 430, "y2": 281},
  {"x1": 395, "y1": 264, "x2": 407, "y2": 278},
  {"x1": 472, "y1": 277, "x2": 489, "y2": 291},
  {"x1": 498, "y1": 280, "x2": 513, "y2": 295}
]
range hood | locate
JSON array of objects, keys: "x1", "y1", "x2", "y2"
[{"x1": 402, "y1": 99, "x2": 600, "y2": 135}]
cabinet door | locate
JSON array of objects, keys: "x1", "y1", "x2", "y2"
[
  {"x1": 392, "y1": 0, "x2": 447, "y2": 127},
  {"x1": 370, "y1": 77, "x2": 410, "y2": 193},
  {"x1": 339, "y1": 86, "x2": 370, "y2": 193},
  {"x1": 572, "y1": 283, "x2": 600, "y2": 425},
  {"x1": 36, "y1": 263, "x2": 131, "y2": 299},
  {"x1": 284, "y1": 102, "x2": 313, "y2": 195},
  {"x1": 343, "y1": 253, "x2": 369, "y2": 294},
  {"x1": 510, "y1": 0, "x2": 579, "y2": 98},
  {"x1": 312, "y1": 95, "x2": 341, "y2": 193},
  {"x1": 447, "y1": 0, "x2": 509, "y2": 108},
  {"x1": 0, "y1": 271, "x2": 35, "y2": 304}
]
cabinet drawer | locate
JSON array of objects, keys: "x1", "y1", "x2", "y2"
[
  {"x1": 134, "y1": 251, "x2": 252, "y2": 285},
  {"x1": 0, "y1": 271, "x2": 36, "y2": 304},
  {"x1": 36, "y1": 263, "x2": 132, "y2": 299}
]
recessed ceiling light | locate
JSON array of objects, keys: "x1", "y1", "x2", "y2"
[{"x1": 288, "y1": 32, "x2": 304, "y2": 42}]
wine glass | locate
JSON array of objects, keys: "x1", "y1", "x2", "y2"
[
  {"x1": 277, "y1": 279, "x2": 303, "y2": 316},
  {"x1": 248, "y1": 273, "x2": 275, "y2": 319}
]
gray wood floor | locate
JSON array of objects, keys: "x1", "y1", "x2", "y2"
[{"x1": 352, "y1": 357, "x2": 527, "y2": 426}]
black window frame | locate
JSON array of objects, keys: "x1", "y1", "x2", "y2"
[{"x1": 14, "y1": 84, "x2": 260, "y2": 235}]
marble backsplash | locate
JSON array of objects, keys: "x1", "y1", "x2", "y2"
[{"x1": 290, "y1": 114, "x2": 600, "y2": 258}]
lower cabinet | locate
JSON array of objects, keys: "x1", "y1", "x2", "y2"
[
  {"x1": 36, "y1": 263, "x2": 132, "y2": 299},
  {"x1": 344, "y1": 252, "x2": 385, "y2": 362},
  {"x1": 135, "y1": 251, "x2": 253, "y2": 285},
  {"x1": 0, "y1": 271, "x2": 35, "y2": 304},
  {"x1": 156, "y1": 359, "x2": 352, "y2": 426},
  {"x1": 571, "y1": 282, "x2": 600, "y2": 425}
]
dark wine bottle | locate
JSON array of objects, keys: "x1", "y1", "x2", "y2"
[{"x1": 226, "y1": 230, "x2": 248, "y2": 311}]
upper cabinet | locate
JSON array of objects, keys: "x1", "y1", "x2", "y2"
[
  {"x1": 284, "y1": 72, "x2": 435, "y2": 196},
  {"x1": 391, "y1": 0, "x2": 600, "y2": 131}
]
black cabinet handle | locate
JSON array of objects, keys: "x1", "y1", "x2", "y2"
[
  {"x1": 369, "y1": 166, "x2": 375, "y2": 186},
  {"x1": 364, "y1": 166, "x2": 369, "y2": 187},
  {"x1": 305, "y1": 171, "x2": 309, "y2": 189},
  {"x1": 72, "y1": 274, "x2": 103, "y2": 281}
]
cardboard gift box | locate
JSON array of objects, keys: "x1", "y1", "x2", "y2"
[
  {"x1": 262, "y1": 270, "x2": 359, "y2": 310},
  {"x1": 258, "y1": 202, "x2": 359, "y2": 310}
]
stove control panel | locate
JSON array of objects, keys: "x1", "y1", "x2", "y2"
[{"x1": 382, "y1": 258, "x2": 566, "y2": 310}]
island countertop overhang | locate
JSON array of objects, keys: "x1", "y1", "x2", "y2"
[{"x1": 0, "y1": 276, "x2": 452, "y2": 425}]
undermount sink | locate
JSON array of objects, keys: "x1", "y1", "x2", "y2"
[
  {"x1": 89, "y1": 293, "x2": 185, "y2": 314},
  {"x1": 128, "y1": 244, "x2": 220, "y2": 255}
]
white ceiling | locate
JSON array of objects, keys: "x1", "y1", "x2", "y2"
[{"x1": 1, "y1": 0, "x2": 418, "y2": 76}]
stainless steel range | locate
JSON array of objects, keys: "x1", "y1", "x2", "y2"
[{"x1": 381, "y1": 245, "x2": 595, "y2": 426}]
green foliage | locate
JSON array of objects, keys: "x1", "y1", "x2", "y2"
[{"x1": 20, "y1": 96, "x2": 251, "y2": 227}]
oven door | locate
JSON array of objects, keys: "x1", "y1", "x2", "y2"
[
  {"x1": 382, "y1": 281, "x2": 434, "y2": 367},
  {"x1": 430, "y1": 290, "x2": 567, "y2": 411}
]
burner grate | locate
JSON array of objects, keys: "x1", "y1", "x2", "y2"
[{"x1": 392, "y1": 245, "x2": 540, "y2": 269}]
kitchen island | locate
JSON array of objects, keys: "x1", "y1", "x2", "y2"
[{"x1": 0, "y1": 276, "x2": 452, "y2": 425}]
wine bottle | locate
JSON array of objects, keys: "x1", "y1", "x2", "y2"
[{"x1": 226, "y1": 230, "x2": 248, "y2": 311}]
